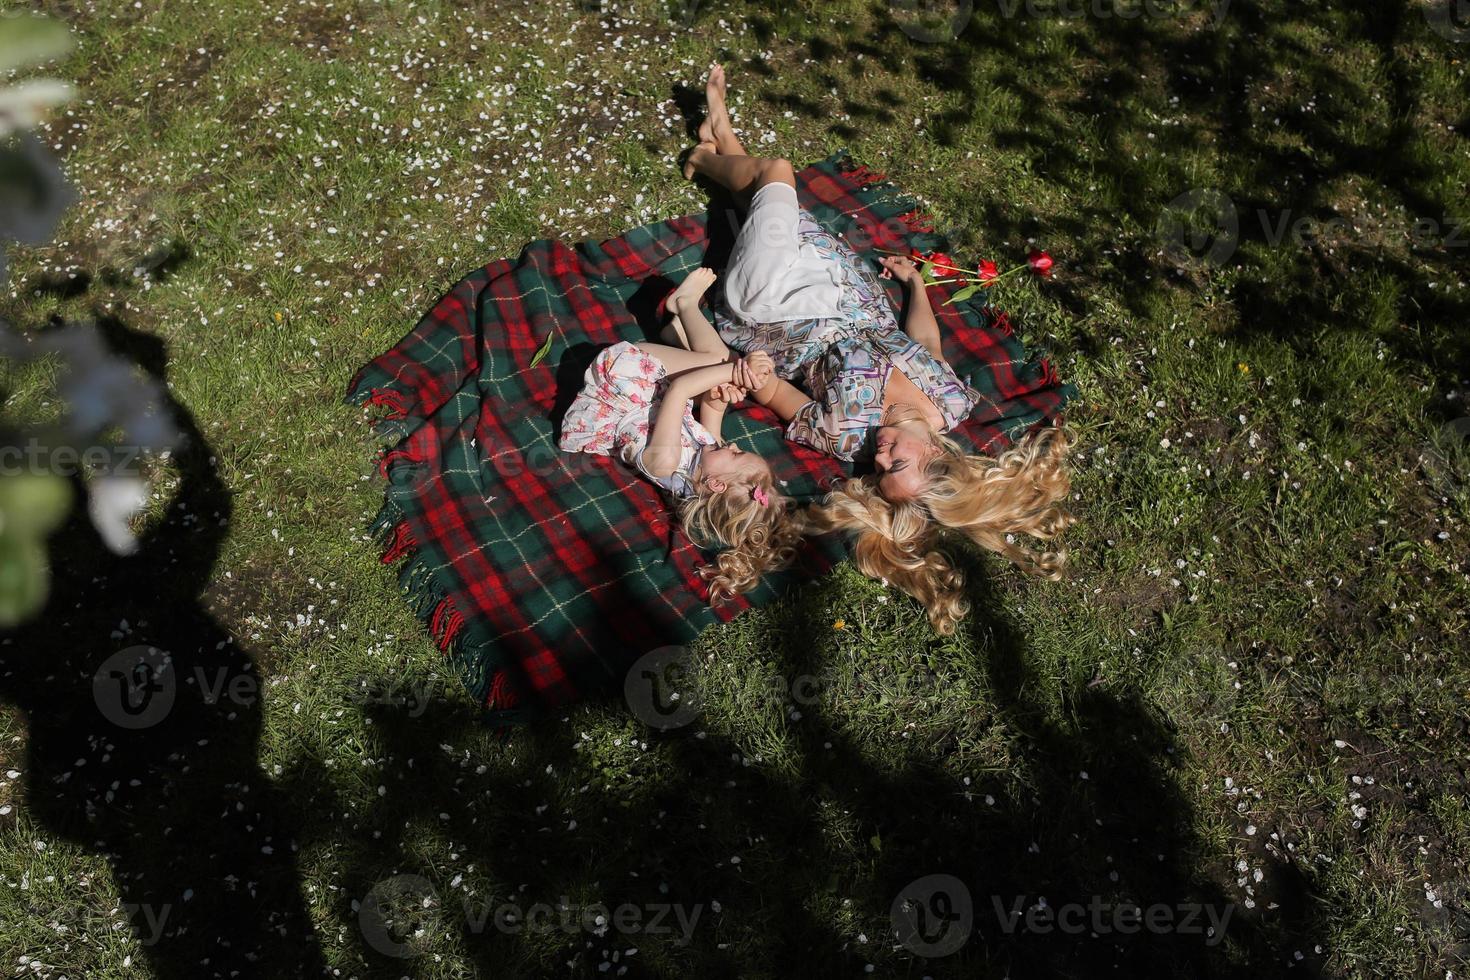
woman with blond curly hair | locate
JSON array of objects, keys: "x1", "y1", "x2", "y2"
[{"x1": 682, "y1": 64, "x2": 1075, "y2": 633}]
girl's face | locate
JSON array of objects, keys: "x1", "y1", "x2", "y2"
[
  {"x1": 698, "y1": 443, "x2": 770, "y2": 492},
  {"x1": 873, "y1": 422, "x2": 940, "y2": 501}
]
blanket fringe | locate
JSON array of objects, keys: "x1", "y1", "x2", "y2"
[
  {"x1": 487, "y1": 671, "x2": 520, "y2": 713},
  {"x1": 430, "y1": 596, "x2": 466, "y2": 651},
  {"x1": 896, "y1": 208, "x2": 936, "y2": 234},
  {"x1": 367, "y1": 501, "x2": 536, "y2": 725},
  {"x1": 380, "y1": 520, "x2": 415, "y2": 565},
  {"x1": 364, "y1": 386, "x2": 410, "y2": 420}
]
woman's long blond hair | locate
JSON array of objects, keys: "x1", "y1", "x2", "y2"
[
  {"x1": 808, "y1": 420, "x2": 1076, "y2": 635},
  {"x1": 679, "y1": 469, "x2": 803, "y2": 603}
]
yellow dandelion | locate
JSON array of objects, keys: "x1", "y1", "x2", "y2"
[
  {"x1": 1237, "y1": 362, "x2": 1250, "y2": 374},
  {"x1": 833, "y1": 619, "x2": 846, "y2": 631},
  {"x1": 275, "y1": 311, "x2": 284, "y2": 322}
]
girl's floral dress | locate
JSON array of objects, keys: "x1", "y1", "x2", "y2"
[
  {"x1": 559, "y1": 341, "x2": 714, "y2": 498},
  {"x1": 713, "y1": 209, "x2": 982, "y2": 462}
]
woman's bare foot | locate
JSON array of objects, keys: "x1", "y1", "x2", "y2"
[
  {"x1": 681, "y1": 140, "x2": 717, "y2": 180},
  {"x1": 669, "y1": 267, "x2": 717, "y2": 317},
  {"x1": 699, "y1": 64, "x2": 743, "y2": 156}
]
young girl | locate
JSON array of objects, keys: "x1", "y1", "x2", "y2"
[{"x1": 559, "y1": 269, "x2": 803, "y2": 602}]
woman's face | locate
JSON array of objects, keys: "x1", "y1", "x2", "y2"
[{"x1": 873, "y1": 423, "x2": 939, "y2": 501}]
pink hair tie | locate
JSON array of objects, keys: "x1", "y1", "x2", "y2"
[{"x1": 751, "y1": 486, "x2": 770, "y2": 507}]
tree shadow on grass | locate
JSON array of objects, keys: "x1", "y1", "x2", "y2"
[
  {"x1": 331, "y1": 560, "x2": 1324, "y2": 977},
  {"x1": 0, "y1": 316, "x2": 326, "y2": 978},
  {"x1": 774, "y1": 0, "x2": 1470, "y2": 407}
]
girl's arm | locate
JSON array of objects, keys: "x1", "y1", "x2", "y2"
[
  {"x1": 879, "y1": 255, "x2": 944, "y2": 362},
  {"x1": 697, "y1": 383, "x2": 744, "y2": 439},
  {"x1": 642, "y1": 361, "x2": 752, "y2": 477}
]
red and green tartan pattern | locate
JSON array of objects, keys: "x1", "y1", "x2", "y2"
[{"x1": 345, "y1": 152, "x2": 1075, "y2": 724}]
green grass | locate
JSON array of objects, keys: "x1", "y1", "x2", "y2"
[{"x1": 1, "y1": 0, "x2": 1468, "y2": 976}]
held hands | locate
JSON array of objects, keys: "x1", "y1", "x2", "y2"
[
  {"x1": 878, "y1": 255, "x2": 925, "y2": 287},
  {"x1": 705, "y1": 381, "x2": 747, "y2": 406},
  {"x1": 735, "y1": 350, "x2": 775, "y2": 393}
]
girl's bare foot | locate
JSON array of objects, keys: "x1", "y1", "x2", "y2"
[
  {"x1": 681, "y1": 140, "x2": 716, "y2": 180},
  {"x1": 669, "y1": 267, "x2": 717, "y2": 317},
  {"x1": 702, "y1": 64, "x2": 742, "y2": 156}
]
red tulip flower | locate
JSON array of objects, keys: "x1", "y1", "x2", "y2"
[
  {"x1": 976, "y1": 259, "x2": 999, "y2": 284},
  {"x1": 1027, "y1": 249, "x2": 1054, "y2": 277},
  {"x1": 927, "y1": 252, "x2": 956, "y2": 271}
]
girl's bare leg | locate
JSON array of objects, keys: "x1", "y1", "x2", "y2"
[
  {"x1": 660, "y1": 315, "x2": 691, "y2": 350},
  {"x1": 634, "y1": 341, "x2": 727, "y2": 375},
  {"x1": 662, "y1": 268, "x2": 727, "y2": 357}
]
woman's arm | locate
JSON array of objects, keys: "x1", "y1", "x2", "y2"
[
  {"x1": 749, "y1": 375, "x2": 815, "y2": 424},
  {"x1": 880, "y1": 255, "x2": 944, "y2": 362}
]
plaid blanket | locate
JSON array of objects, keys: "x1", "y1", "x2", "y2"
[{"x1": 345, "y1": 152, "x2": 1074, "y2": 724}]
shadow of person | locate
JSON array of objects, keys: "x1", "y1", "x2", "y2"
[{"x1": 0, "y1": 316, "x2": 326, "y2": 978}]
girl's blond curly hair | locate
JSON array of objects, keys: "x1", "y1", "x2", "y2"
[
  {"x1": 808, "y1": 421, "x2": 1076, "y2": 635},
  {"x1": 678, "y1": 469, "x2": 803, "y2": 603}
]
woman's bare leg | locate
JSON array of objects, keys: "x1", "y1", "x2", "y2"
[
  {"x1": 697, "y1": 64, "x2": 746, "y2": 157},
  {"x1": 684, "y1": 147, "x2": 794, "y2": 202},
  {"x1": 681, "y1": 64, "x2": 793, "y2": 201}
]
